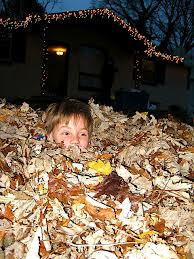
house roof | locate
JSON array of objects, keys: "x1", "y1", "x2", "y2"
[{"x1": 0, "y1": 8, "x2": 184, "y2": 64}]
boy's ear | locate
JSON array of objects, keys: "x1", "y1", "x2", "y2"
[{"x1": 47, "y1": 133, "x2": 53, "y2": 141}]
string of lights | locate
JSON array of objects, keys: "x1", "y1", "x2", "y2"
[
  {"x1": 134, "y1": 50, "x2": 142, "y2": 89},
  {"x1": 40, "y1": 23, "x2": 48, "y2": 95},
  {"x1": 0, "y1": 8, "x2": 184, "y2": 64}
]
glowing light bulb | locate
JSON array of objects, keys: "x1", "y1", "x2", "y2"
[{"x1": 56, "y1": 51, "x2": 64, "y2": 56}]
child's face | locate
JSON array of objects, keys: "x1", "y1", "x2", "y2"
[{"x1": 48, "y1": 115, "x2": 89, "y2": 148}]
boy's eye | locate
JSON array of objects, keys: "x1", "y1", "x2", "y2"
[
  {"x1": 80, "y1": 132, "x2": 88, "y2": 137},
  {"x1": 62, "y1": 131, "x2": 70, "y2": 136}
]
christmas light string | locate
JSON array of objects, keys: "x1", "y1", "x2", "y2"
[
  {"x1": 134, "y1": 50, "x2": 142, "y2": 89},
  {"x1": 0, "y1": 8, "x2": 184, "y2": 64},
  {"x1": 40, "y1": 22, "x2": 48, "y2": 95}
]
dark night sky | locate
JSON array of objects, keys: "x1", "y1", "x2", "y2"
[{"x1": 51, "y1": 0, "x2": 91, "y2": 13}]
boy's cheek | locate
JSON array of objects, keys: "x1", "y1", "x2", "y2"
[
  {"x1": 82, "y1": 138, "x2": 90, "y2": 148},
  {"x1": 86, "y1": 139, "x2": 90, "y2": 147}
]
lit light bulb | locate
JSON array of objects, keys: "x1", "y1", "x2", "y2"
[{"x1": 56, "y1": 51, "x2": 64, "y2": 56}]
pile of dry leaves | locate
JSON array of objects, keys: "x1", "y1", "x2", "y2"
[{"x1": 0, "y1": 98, "x2": 193, "y2": 259}]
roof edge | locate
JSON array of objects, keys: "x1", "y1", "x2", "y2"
[{"x1": 0, "y1": 8, "x2": 184, "y2": 64}]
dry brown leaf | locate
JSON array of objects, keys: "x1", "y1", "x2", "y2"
[
  {"x1": 85, "y1": 201, "x2": 115, "y2": 221},
  {"x1": 0, "y1": 114, "x2": 8, "y2": 122},
  {"x1": 4, "y1": 203, "x2": 14, "y2": 222},
  {"x1": 0, "y1": 159, "x2": 11, "y2": 172},
  {"x1": 0, "y1": 100, "x2": 193, "y2": 258}
]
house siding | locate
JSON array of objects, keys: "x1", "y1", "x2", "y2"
[
  {"x1": 143, "y1": 63, "x2": 187, "y2": 110},
  {"x1": 0, "y1": 21, "x2": 188, "y2": 112},
  {"x1": 46, "y1": 23, "x2": 133, "y2": 100}
]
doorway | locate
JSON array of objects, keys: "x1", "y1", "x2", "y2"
[{"x1": 46, "y1": 43, "x2": 69, "y2": 97}]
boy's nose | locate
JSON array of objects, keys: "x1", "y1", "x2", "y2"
[{"x1": 70, "y1": 135, "x2": 79, "y2": 144}]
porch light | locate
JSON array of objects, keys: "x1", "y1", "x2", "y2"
[
  {"x1": 56, "y1": 50, "x2": 64, "y2": 56},
  {"x1": 48, "y1": 46, "x2": 67, "y2": 56}
]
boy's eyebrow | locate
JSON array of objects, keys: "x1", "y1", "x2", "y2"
[{"x1": 59, "y1": 125, "x2": 89, "y2": 131}]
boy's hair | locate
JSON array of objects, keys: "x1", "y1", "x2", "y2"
[{"x1": 44, "y1": 98, "x2": 93, "y2": 135}]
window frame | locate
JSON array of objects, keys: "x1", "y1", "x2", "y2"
[
  {"x1": 0, "y1": 32, "x2": 12, "y2": 63},
  {"x1": 0, "y1": 30, "x2": 26, "y2": 64},
  {"x1": 78, "y1": 45, "x2": 105, "y2": 92},
  {"x1": 133, "y1": 57, "x2": 166, "y2": 86},
  {"x1": 141, "y1": 59, "x2": 157, "y2": 85}
]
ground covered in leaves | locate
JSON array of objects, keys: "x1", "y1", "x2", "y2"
[{"x1": 0, "y1": 99, "x2": 194, "y2": 259}]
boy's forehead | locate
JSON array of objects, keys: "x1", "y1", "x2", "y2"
[{"x1": 60, "y1": 114, "x2": 88, "y2": 126}]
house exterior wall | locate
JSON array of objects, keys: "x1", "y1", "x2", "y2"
[
  {"x1": 143, "y1": 63, "x2": 187, "y2": 110},
  {"x1": 0, "y1": 22, "x2": 188, "y2": 112},
  {"x1": 0, "y1": 31, "x2": 42, "y2": 98},
  {"x1": 46, "y1": 23, "x2": 133, "y2": 101}
]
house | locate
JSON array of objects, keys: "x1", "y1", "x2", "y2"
[{"x1": 0, "y1": 8, "x2": 188, "y2": 112}]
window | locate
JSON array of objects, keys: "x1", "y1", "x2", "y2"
[
  {"x1": 141, "y1": 59, "x2": 165, "y2": 85},
  {"x1": 142, "y1": 60, "x2": 156, "y2": 84},
  {"x1": 0, "y1": 30, "x2": 26, "y2": 63},
  {"x1": 0, "y1": 33, "x2": 12, "y2": 62},
  {"x1": 78, "y1": 46, "x2": 105, "y2": 91}
]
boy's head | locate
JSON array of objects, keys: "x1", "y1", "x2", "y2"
[{"x1": 44, "y1": 98, "x2": 93, "y2": 148}]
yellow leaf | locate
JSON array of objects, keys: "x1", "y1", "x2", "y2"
[
  {"x1": 88, "y1": 159, "x2": 112, "y2": 175},
  {"x1": 138, "y1": 230, "x2": 156, "y2": 239},
  {"x1": 141, "y1": 112, "x2": 148, "y2": 116}
]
